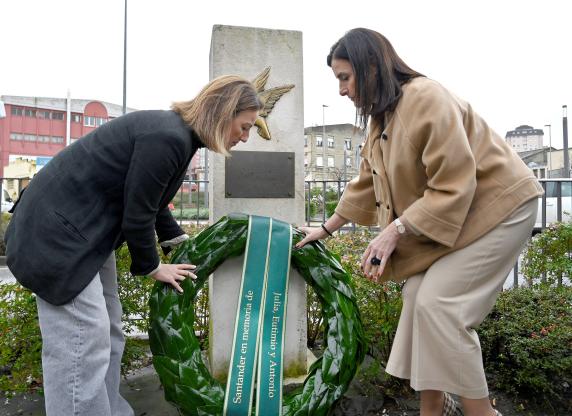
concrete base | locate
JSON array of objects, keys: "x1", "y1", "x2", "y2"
[
  {"x1": 208, "y1": 255, "x2": 308, "y2": 383},
  {"x1": 283, "y1": 348, "x2": 317, "y2": 386}
]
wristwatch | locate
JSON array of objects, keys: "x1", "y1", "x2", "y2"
[{"x1": 393, "y1": 218, "x2": 406, "y2": 234}]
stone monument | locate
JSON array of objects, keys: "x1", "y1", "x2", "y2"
[{"x1": 208, "y1": 25, "x2": 307, "y2": 382}]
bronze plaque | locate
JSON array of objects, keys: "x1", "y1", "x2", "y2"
[{"x1": 225, "y1": 151, "x2": 295, "y2": 198}]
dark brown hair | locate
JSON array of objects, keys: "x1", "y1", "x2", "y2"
[{"x1": 327, "y1": 28, "x2": 423, "y2": 130}]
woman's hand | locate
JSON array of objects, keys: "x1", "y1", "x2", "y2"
[
  {"x1": 150, "y1": 263, "x2": 197, "y2": 293},
  {"x1": 361, "y1": 223, "x2": 401, "y2": 281},
  {"x1": 295, "y1": 213, "x2": 349, "y2": 249},
  {"x1": 295, "y1": 226, "x2": 329, "y2": 249}
]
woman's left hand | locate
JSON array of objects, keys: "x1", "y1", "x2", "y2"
[{"x1": 361, "y1": 223, "x2": 401, "y2": 281}]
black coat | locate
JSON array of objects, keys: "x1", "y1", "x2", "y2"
[{"x1": 5, "y1": 110, "x2": 204, "y2": 305}]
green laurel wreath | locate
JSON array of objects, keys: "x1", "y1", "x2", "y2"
[{"x1": 148, "y1": 213, "x2": 366, "y2": 415}]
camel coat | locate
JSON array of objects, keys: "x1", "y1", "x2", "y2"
[{"x1": 335, "y1": 76, "x2": 543, "y2": 282}]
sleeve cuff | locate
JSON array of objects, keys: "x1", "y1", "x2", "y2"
[
  {"x1": 148, "y1": 263, "x2": 162, "y2": 276},
  {"x1": 159, "y1": 233, "x2": 189, "y2": 247},
  {"x1": 402, "y1": 206, "x2": 462, "y2": 247},
  {"x1": 335, "y1": 199, "x2": 378, "y2": 226}
]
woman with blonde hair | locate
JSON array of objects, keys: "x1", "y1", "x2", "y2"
[{"x1": 5, "y1": 75, "x2": 262, "y2": 416}]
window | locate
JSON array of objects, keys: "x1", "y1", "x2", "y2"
[
  {"x1": 95, "y1": 117, "x2": 106, "y2": 127},
  {"x1": 25, "y1": 109, "x2": 36, "y2": 117},
  {"x1": 328, "y1": 156, "x2": 335, "y2": 167},
  {"x1": 304, "y1": 157, "x2": 308, "y2": 167},
  {"x1": 51, "y1": 112, "x2": 64, "y2": 120},
  {"x1": 9, "y1": 133, "x2": 23, "y2": 141},
  {"x1": 38, "y1": 135, "x2": 51, "y2": 143},
  {"x1": 24, "y1": 134, "x2": 36, "y2": 142},
  {"x1": 545, "y1": 181, "x2": 572, "y2": 198},
  {"x1": 11, "y1": 107, "x2": 23, "y2": 116},
  {"x1": 316, "y1": 135, "x2": 323, "y2": 147},
  {"x1": 316, "y1": 156, "x2": 323, "y2": 167},
  {"x1": 327, "y1": 136, "x2": 334, "y2": 148},
  {"x1": 345, "y1": 138, "x2": 352, "y2": 150},
  {"x1": 345, "y1": 157, "x2": 352, "y2": 167},
  {"x1": 51, "y1": 136, "x2": 64, "y2": 144},
  {"x1": 39, "y1": 111, "x2": 51, "y2": 119},
  {"x1": 304, "y1": 135, "x2": 308, "y2": 147},
  {"x1": 84, "y1": 116, "x2": 96, "y2": 127},
  {"x1": 71, "y1": 114, "x2": 82, "y2": 123}
]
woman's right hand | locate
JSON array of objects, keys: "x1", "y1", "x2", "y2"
[
  {"x1": 295, "y1": 226, "x2": 328, "y2": 249},
  {"x1": 150, "y1": 263, "x2": 197, "y2": 293}
]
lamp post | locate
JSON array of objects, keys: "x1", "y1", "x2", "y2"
[
  {"x1": 322, "y1": 104, "x2": 328, "y2": 180},
  {"x1": 122, "y1": 0, "x2": 127, "y2": 115},
  {"x1": 564, "y1": 105, "x2": 570, "y2": 178},
  {"x1": 343, "y1": 145, "x2": 347, "y2": 182},
  {"x1": 544, "y1": 124, "x2": 552, "y2": 177}
]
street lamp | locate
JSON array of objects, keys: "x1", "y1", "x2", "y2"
[
  {"x1": 122, "y1": 0, "x2": 128, "y2": 115},
  {"x1": 564, "y1": 105, "x2": 570, "y2": 178},
  {"x1": 544, "y1": 124, "x2": 552, "y2": 177},
  {"x1": 322, "y1": 104, "x2": 328, "y2": 180}
]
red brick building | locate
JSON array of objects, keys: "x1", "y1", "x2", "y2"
[
  {"x1": 0, "y1": 95, "x2": 136, "y2": 179},
  {"x1": 0, "y1": 95, "x2": 207, "y2": 199}
]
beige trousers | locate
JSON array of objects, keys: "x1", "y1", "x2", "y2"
[{"x1": 385, "y1": 198, "x2": 537, "y2": 399}]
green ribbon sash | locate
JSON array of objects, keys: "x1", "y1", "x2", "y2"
[
  {"x1": 256, "y1": 218, "x2": 291, "y2": 415},
  {"x1": 223, "y1": 216, "x2": 292, "y2": 416}
]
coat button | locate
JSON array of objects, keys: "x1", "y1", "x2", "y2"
[
  {"x1": 381, "y1": 133, "x2": 388, "y2": 140},
  {"x1": 386, "y1": 204, "x2": 390, "y2": 209},
  {"x1": 375, "y1": 201, "x2": 380, "y2": 207}
]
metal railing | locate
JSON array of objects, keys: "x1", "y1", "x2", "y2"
[
  {"x1": 3, "y1": 177, "x2": 569, "y2": 232},
  {"x1": 2, "y1": 176, "x2": 569, "y2": 288},
  {"x1": 171, "y1": 180, "x2": 209, "y2": 226},
  {"x1": 305, "y1": 179, "x2": 572, "y2": 288},
  {"x1": 536, "y1": 178, "x2": 572, "y2": 231}
]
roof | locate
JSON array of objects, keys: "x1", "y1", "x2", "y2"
[
  {"x1": 304, "y1": 124, "x2": 363, "y2": 134},
  {"x1": 1, "y1": 95, "x2": 137, "y2": 118},
  {"x1": 506, "y1": 125, "x2": 544, "y2": 138}
]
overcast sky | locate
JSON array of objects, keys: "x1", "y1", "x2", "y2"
[{"x1": 1, "y1": 0, "x2": 571, "y2": 148}]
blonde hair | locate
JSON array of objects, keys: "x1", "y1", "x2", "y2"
[{"x1": 171, "y1": 75, "x2": 262, "y2": 155}]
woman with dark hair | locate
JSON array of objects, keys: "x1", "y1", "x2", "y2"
[
  {"x1": 297, "y1": 28, "x2": 542, "y2": 416},
  {"x1": 5, "y1": 75, "x2": 262, "y2": 416}
]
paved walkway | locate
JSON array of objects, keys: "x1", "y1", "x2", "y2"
[
  {"x1": 0, "y1": 266, "x2": 15, "y2": 284},
  {"x1": 1, "y1": 366, "x2": 180, "y2": 416}
]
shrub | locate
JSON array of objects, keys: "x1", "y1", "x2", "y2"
[
  {"x1": 171, "y1": 207, "x2": 210, "y2": 220},
  {"x1": 325, "y1": 231, "x2": 403, "y2": 362},
  {"x1": 0, "y1": 223, "x2": 209, "y2": 393},
  {"x1": 306, "y1": 186, "x2": 342, "y2": 221},
  {"x1": 117, "y1": 223, "x2": 210, "y2": 369},
  {"x1": 522, "y1": 221, "x2": 572, "y2": 286},
  {"x1": 479, "y1": 285, "x2": 572, "y2": 412},
  {"x1": 324, "y1": 230, "x2": 408, "y2": 397},
  {"x1": 0, "y1": 283, "x2": 42, "y2": 394},
  {"x1": 325, "y1": 201, "x2": 337, "y2": 218},
  {"x1": 306, "y1": 284, "x2": 323, "y2": 348},
  {"x1": 0, "y1": 212, "x2": 12, "y2": 256}
]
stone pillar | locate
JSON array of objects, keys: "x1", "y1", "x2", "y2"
[{"x1": 208, "y1": 25, "x2": 307, "y2": 382}]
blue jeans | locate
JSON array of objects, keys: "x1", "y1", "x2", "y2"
[{"x1": 36, "y1": 253, "x2": 134, "y2": 416}]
